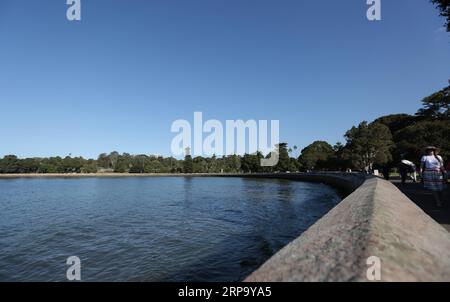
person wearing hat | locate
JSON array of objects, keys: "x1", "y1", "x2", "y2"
[{"x1": 420, "y1": 146, "x2": 446, "y2": 207}]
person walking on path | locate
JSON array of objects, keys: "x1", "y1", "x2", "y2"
[
  {"x1": 420, "y1": 146, "x2": 446, "y2": 207},
  {"x1": 399, "y1": 159, "x2": 417, "y2": 184}
]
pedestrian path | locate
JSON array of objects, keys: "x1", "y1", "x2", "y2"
[{"x1": 391, "y1": 178, "x2": 450, "y2": 232}]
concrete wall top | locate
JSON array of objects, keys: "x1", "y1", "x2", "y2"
[{"x1": 245, "y1": 177, "x2": 450, "y2": 282}]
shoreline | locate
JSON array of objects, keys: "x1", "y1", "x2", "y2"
[
  {"x1": 0, "y1": 173, "x2": 236, "y2": 178},
  {"x1": 0, "y1": 172, "x2": 361, "y2": 195}
]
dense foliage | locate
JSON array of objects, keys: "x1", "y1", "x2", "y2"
[
  {"x1": 432, "y1": 0, "x2": 450, "y2": 31},
  {"x1": 344, "y1": 122, "x2": 393, "y2": 171},
  {"x1": 1, "y1": 84, "x2": 449, "y2": 174}
]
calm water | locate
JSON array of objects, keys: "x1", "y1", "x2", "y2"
[{"x1": 0, "y1": 177, "x2": 341, "y2": 281}]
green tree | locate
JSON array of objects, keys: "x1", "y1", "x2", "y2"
[
  {"x1": 0, "y1": 155, "x2": 20, "y2": 173},
  {"x1": 416, "y1": 84, "x2": 449, "y2": 120},
  {"x1": 114, "y1": 153, "x2": 132, "y2": 173},
  {"x1": 324, "y1": 142, "x2": 352, "y2": 171},
  {"x1": 97, "y1": 153, "x2": 110, "y2": 169},
  {"x1": 289, "y1": 157, "x2": 300, "y2": 172},
  {"x1": 61, "y1": 156, "x2": 83, "y2": 173},
  {"x1": 183, "y1": 148, "x2": 193, "y2": 173},
  {"x1": 374, "y1": 114, "x2": 416, "y2": 134},
  {"x1": 17, "y1": 158, "x2": 39, "y2": 173},
  {"x1": 275, "y1": 143, "x2": 290, "y2": 172},
  {"x1": 108, "y1": 151, "x2": 120, "y2": 171},
  {"x1": 193, "y1": 156, "x2": 208, "y2": 173},
  {"x1": 432, "y1": 0, "x2": 450, "y2": 31},
  {"x1": 208, "y1": 155, "x2": 219, "y2": 173},
  {"x1": 144, "y1": 157, "x2": 165, "y2": 173},
  {"x1": 241, "y1": 153, "x2": 260, "y2": 173},
  {"x1": 298, "y1": 141, "x2": 335, "y2": 171},
  {"x1": 344, "y1": 122, "x2": 394, "y2": 171},
  {"x1": 163, "y1": 156, "x2": 182, "y2": 173},
  {"x1": 395, "y1": 119, "x2": 450, "y2": 162},
  {"x1": 81, "y1": 160, "x2": 98, "y2": 173},
  {"x1": 228, "y1": 154, "x2": 241, "y2": 172},
  {"x1": 129, "y1": 155, "x2": 147, "y2": 173}
]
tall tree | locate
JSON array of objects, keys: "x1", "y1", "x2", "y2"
[
  {"x1": 228, "y1": 154, "x2": 241, "y2": 172},
  {"x1": 432, "y1": 0, "x2": 450, "y2": 31},
  {"x1": 97, "y1": 153, "x2": 109, "y2": 169},
  {"x1": 241, "y1": 153, "x2": 262, "y2": 173},
  {"x1": 81, "y1": 160, "x2": 98, "y2": 173},
  {"x1": 0, "y1": 155, "x2": 20, "y2": 173},
  {"x1": 395, "y1": 119, "x2": 450, "y2": 162},
  {"x1": 374, "y1": 114, "x2": 416, "y2": 134},
  {"x1": 108, "y1": 151, "x2": 120, "y2": 171},
  {"x1": 275, "y1": 143, "x2": 290, "y2": 172},
  {"x1": 344, "y1": 122, "x2": 394, "y2": 171},
  {"x1": 114, "y1": 153, "x2": 132, "y2": 173},
  {"x1": 208, "y1": 155, "x2": 218, "y2": 173},
  {"x1": 298, "y1": 141, "x2": 335, "y2": 171},
  {"x1": 183, "y1": 148, "x2": 193, "y2": 173},
  {"x1": 416, "y1": 84, "x2": 450, "y2": 120}
]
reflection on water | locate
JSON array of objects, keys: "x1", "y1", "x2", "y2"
[{"x1": 0, "y1": 177, "x2": 341, "y2": 281}]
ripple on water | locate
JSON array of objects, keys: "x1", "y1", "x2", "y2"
[{"x1": 0, "y1": 177, "x2": 341, "y2": 281}]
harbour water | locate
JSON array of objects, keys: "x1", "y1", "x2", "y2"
[{"x1": 0, "y1": 177, "x2": 341, "y2": 281}]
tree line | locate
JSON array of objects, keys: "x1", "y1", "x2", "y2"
[
  {"x1": 1, "y1": 83, "x2": 448, "y2": 175},
  {"x1": 0, "y1": 146, "x2": 294, "y2": 174},
  {"x1": 2, "y1": 1, "x2": 449, "y2": 175},
  {"x1": 298, "y1": 83, "x2": 449, "y2": 173}
]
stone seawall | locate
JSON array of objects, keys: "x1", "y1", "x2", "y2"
[
  {"x1": 2, "y1": 172, "x2": 449, "y2": 280},
  {"x1": 243, "y1": 175, "x2": 450, "y2": 282},
  {"x1": 218, "y1": 172, "x2": 364, "y2": 195}
]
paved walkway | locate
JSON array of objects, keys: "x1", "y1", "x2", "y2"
[{"x1": 391, "y1": 178, "x2": 450, "y2": 232}]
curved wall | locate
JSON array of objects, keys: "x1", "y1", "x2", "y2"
[
  {"x1": 223, "y1": 172, "x2": 364, "y2": 195},
  {"x1": 244, "y1": 175, "x2": 450, "y2": 282},
  {"x1": 2, "y1": 171, "x2": 449, "y2": 280}
]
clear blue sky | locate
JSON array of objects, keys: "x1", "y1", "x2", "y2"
[{"x1": 0, "y1": 0, "x2": 449, "y2": 159}]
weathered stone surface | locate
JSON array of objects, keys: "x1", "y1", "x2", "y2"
[{"x1": 245, "y1": 177, "x2": 450, "y2": 282}]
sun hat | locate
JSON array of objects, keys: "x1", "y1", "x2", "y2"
[{"x1": 425, "y1": 146, "x2": 438, "y2": 151}]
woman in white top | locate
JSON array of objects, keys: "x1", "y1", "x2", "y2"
[{"x1": 420, "y1": 146, "x2": 445, "y2": 207}]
